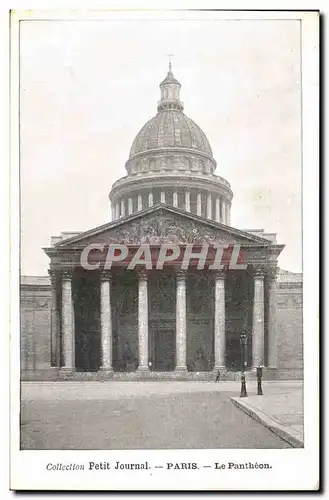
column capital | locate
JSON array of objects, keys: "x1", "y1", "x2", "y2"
[
  {"x1": 137, "y1": 270, "x2": 148, "y2": 282},
  {"x1": 267, "y1": 266, "x2": 279, "y2": 281},
  {"x1": 100, "y1": 270, "x2": 112, "y2": 281},
  {"x1": 61, "y1": 268, "x2": 73, "y2": 280},
  {"x1": 213, "y1": 269, "x2": 227, "y2": 280},
  {"x1": 175, "y1": 269, "x2": 186, "y2": 281},
  {"x1": 253, "y1": 265, "x2": 266, "y2": 278},
  {"x1": 48, "y1": 269, "x2": 57, "y2": 285}
]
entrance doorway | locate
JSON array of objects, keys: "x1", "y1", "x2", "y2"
[
  {"x1": 225, "y1": 336, "x2": 252, "y2": 371},
  {"x1": 150, "y1": 320, "x2": 175, "y2": 371},
  {"x1": 226, "y1": 338, "x2": 242, "y2": 371},
  {"x1": 74, "y1": 272, "x2": 101, "y2": 372}
]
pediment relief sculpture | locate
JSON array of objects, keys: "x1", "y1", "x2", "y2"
[{"x1": 102, "y1": 215, "x2": 236, "y2": 245}]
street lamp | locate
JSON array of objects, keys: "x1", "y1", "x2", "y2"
[
  {"x1": 239, "y1": 333, "x2": 248, "y2": 372},
  {"x1": 239, "y1": 333, "x2": 248, "y2": 397}
]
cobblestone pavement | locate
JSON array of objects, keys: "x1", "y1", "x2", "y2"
[{"x1": 20, "y1": 381, "x2": 297, "y2": 450}]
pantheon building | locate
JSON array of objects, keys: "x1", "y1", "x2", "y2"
[{"x1": 20, "y1": 65, "x2": 303, "y2": 380}]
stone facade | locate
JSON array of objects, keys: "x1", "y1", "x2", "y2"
[{"x1": 20, "y1": 66, "x2": 303, "y2": 381}]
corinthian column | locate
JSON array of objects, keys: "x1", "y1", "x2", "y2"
[
  {"x1": 100, "y1": 271, "x2": 113, "y2": 372},
  {"x1": 175, "y1": 271, "x2": 187, "y2": 371},
  {"x1": 267, "y1": 267, "x2": 278, "y2": 368},
  {"x1": 227, "y1": 203, "x2": 231, "y2": 226},
  {"x1": 185, "y1": 190, "x2": 191, "y2": 212},
  {"x1": 61, "y1": 269, "x2": 75, "y2": 370},
  {"x1": 137, "y1": 194, "x2": 142, "y2": 211},
  {"x1": 173, "y1": 191, "x2": 178, "y2": 207},
  {"x1": 128, "y1": 198, "x2": 133, "y2": 215},
  {"x1": 48, "y1": 270, "x2": 59, "y2": 367},
  {"x1": 252, "y1": 268, "x2": 265, "y2": 368},
  {"x1": 214, "y1": 271, "x2": 226, "y2": 370},
  {"x1": 215, "y1": 197, "x2": 220, "y2": 223},
  {"x1": 197, "y1": 192, "x2": 202, "y2": 216},
  {"x1": 148, "y1": 191, "x2": 153, "y2": 207},
  {"x1": 207, "y1": 193, "x2": 212, "y2": 219},
  {"x1": 137, "y1": 272, "x2": 149, "y2": 371},
  {"x1": 120, "y1": 199, "x2": 125, "y2": 217},
  {"x1": 221, "y1": 198, "x2": 226, "y2": 224}
]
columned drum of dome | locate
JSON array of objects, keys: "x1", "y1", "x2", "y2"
[{"x1": 109, "y1": 65, "x2": 233, "y2": 225}]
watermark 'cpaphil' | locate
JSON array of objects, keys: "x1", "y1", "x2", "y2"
[{"x1": 80, "y1": 243, "x2": 247, "y2": 271}]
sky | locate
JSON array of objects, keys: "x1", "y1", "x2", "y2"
[{"x1": 19, "y1": 17, "x2": 302, "y2": 275}]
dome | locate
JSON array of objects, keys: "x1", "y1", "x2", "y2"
[
  {"x1": 129, "y1": 110, "x2": 213, "y2": 158},
  {"x1": 110, "y1": 64, "x2": 233, "y2": 225},
  {"x1": 128, "y1": 64, "x2": 213, "y2": 161}
]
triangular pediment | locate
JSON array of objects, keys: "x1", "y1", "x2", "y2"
[{"x1": 54, "y1": 204, "x2": 272, "y2": 248}]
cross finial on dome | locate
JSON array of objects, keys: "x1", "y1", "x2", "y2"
[{"x1": 166, "y1": 53, "x2": 174, "y2": 73}]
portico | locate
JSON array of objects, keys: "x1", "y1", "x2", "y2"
[{"x1": 45, "y1": 205, "x2": 282, "y2": 379}]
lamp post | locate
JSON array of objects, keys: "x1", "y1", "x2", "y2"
[
  {"x1": 240, "y1": 333, "x2": 248, "y2": 371},
  {"x1": 240, "y1": 333, "x2": 248, "y2": 397},
  {"x1": 257, "y1": 364, "x2": 263, "y2": 395}
]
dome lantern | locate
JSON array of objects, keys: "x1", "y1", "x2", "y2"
[{"x1": 157, "y1": 62, "x2": 184, "y2": 112}]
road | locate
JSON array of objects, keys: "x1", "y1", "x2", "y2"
[{"x1": 20, "y1": 382, "x2": 293, "y2": 449}]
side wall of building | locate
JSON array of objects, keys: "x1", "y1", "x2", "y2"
[
  {"x1": 276, "y1": 282, "x2": 303, "y2": 378},
  {"x1": 20, "y1": 280, "x2": 52, "y2": 374}
]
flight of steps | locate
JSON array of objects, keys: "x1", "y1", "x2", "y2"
[{"x1": 21, "y1": 369, "x2": 262, "y2": 382}]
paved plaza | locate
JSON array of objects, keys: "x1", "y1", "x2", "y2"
[{"x1": 20, "y1": 381, "x2": 302, "y2": 450}]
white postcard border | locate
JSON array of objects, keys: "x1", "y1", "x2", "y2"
[{"x1": 9, "y1": 7, "x2": 319, "y2": 491}]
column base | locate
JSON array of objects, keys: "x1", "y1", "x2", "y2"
[
  {"x1": 58, "y1": 367, "x2": 76, "y2": 380},
  {"x1": 251, "y1": 365, "x2": 264, "y2": 371},
  {"x1": 97, "y1": 368, "x2": 114, "y2": 380},
  {"x1": 59, "y1": 367, "x2": 75, "y2": 373},
  {"x1": 99, "y1": 367, "x2": 114, "y2": 374},
  {"x1": 175, "y1": 366, "x2": 187, "y2": 372},
  {"x1": 213, "y1": 365, "x2": 226, "y2": 372},
  {"x1": 137, "y1": 365, "x2": 149, "y2": 372}
]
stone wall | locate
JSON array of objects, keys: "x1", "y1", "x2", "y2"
[
  {"x1": 275, "y1": 270, "x2": 303, "y2": 378},
  {"x1": 20, "y1": 277, "x2": 52, "y2": 373}
]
